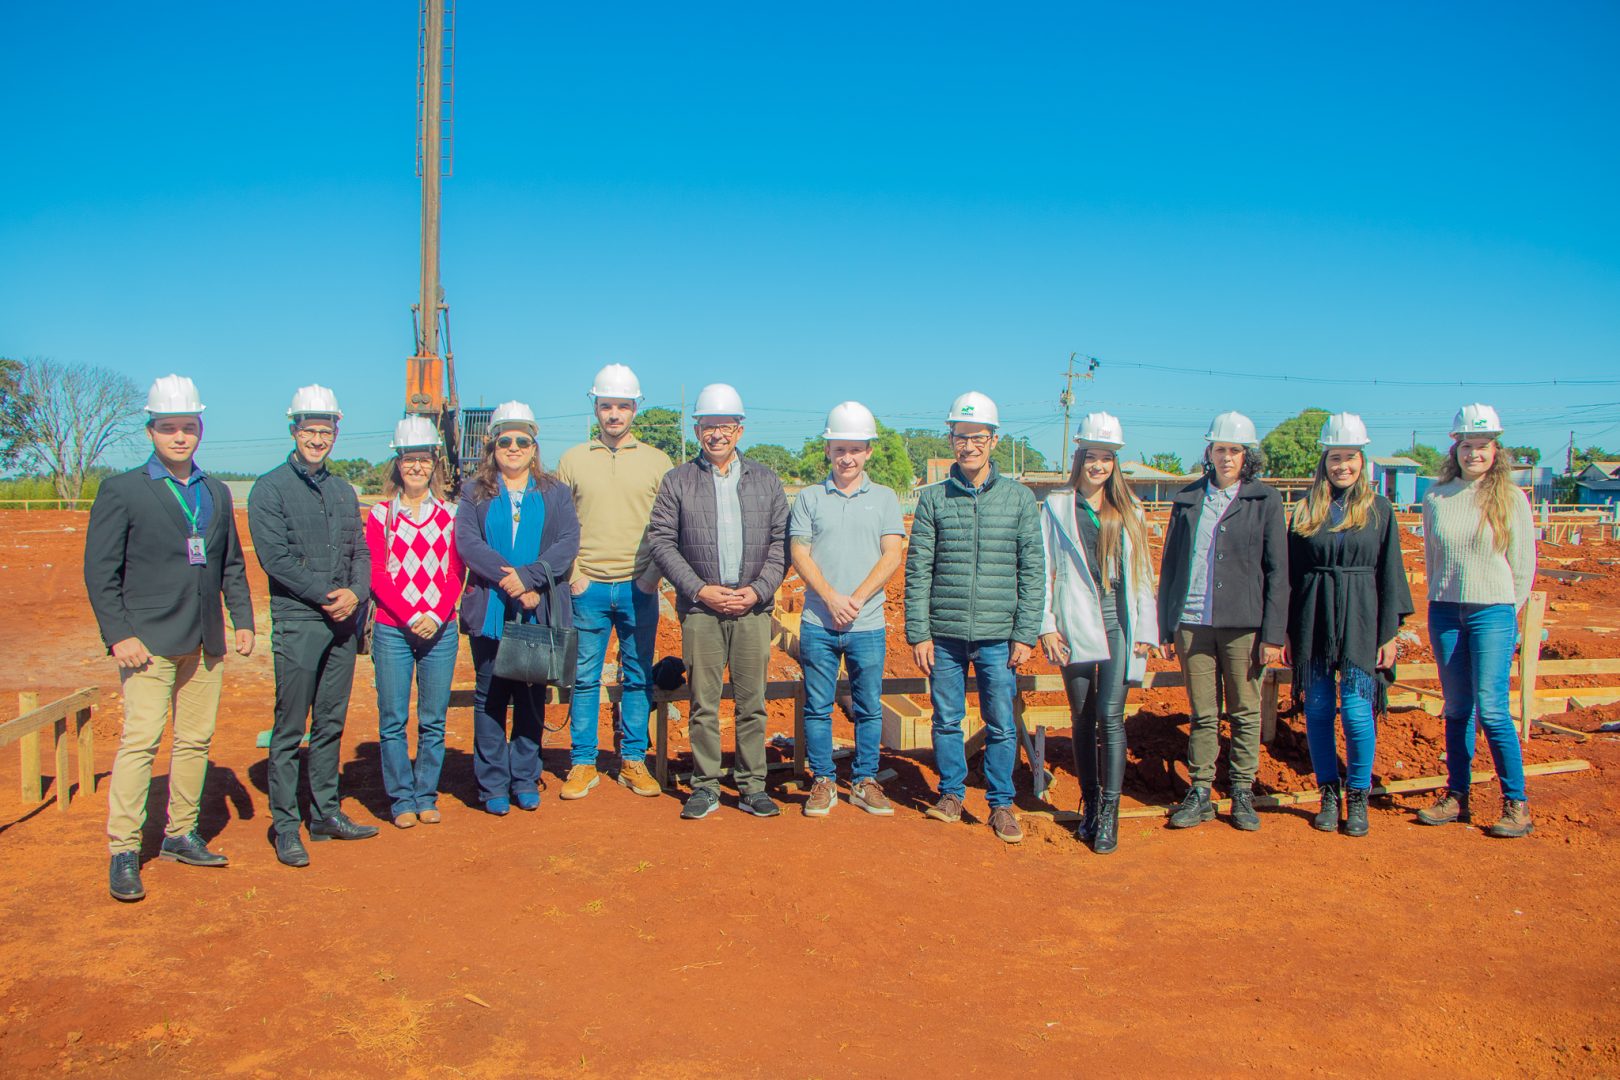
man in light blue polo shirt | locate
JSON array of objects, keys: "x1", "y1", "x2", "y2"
[{"x1": 788, "y1": 402, "x2": 905, "y2": 817}]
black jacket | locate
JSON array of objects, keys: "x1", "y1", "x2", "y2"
[
  {"x1": 1157, "y1": 476, "x2": 1290, "y2": 646},
  {"x1": 647, "y1": 454, "x2": 789, "y2": 617},
  {"x1": 248, "y1": 453, "x2": 370, "y2": 624},
  {"x1": 83, "y1": 466, "x2": 254, "y2": 657},
  {"x1": 1287, "y1": 494, "x2": 1414, "y2": 703}
]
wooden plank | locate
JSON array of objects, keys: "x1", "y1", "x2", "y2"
[
  {"x1": 76, "y1": 707, "x2": 95, "y2": 798},
  {"x1": 1260, "y1": 673, "x2": 1280, "y2": 744},
  {"x1": 0, "y1": 687, "x2": 100, "y2": 748},
  {"x1": 1029, "y1": 759, "x2": 1591, "y2": 823},
  {"x1": 18, "y1": 692, "x2": 40, "y2": 803},
  {"x1": 1519, "y1": 590, "x2": 1547, "y2": 743},
  {"x1": 53, "y1": 717, "x2": 70, "y2": 811}
]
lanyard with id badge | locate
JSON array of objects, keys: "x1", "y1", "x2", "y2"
[{"x1": 166, "y1": 477, "x2": 207, "y2": 565}]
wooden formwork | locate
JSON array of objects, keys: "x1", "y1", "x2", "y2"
[{"x1": 1, "y1": 688, "x2": 99, "y2": 811}]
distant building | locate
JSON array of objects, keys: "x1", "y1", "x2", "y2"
[
  {"x1": 1576, "y1": 478, "x2": 1620, "y2": 508},
  {"x1": 1576, "y1": 461, "x2": 1620, "y2": 482},
  {"x1": 1370, "y1": 456, "x2": 1422, "y2": 507}
]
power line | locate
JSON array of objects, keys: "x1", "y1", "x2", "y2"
[{"x1": 1106, "y1": 358, "x2": 1620, "y2": 387}]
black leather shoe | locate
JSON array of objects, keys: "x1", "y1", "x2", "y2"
[
  {"x1": 1229, "y1": 789, "x2": 1261, "y2": 832},
  {"x1": 1343, "y1": 788, "x2": 1370, "y2": 837},
  {"x1": 1312, "y1": 783, "x2": 1341, "y2": 833},
  {"x1": 160, "y1": 831, "x2": 229, "y2": 867},
  {"x1": 109, "y1": 852, "x2": 145, "y2": 902},
  {"x1": 1093, "y1": 795, "x2": 1120, "y2": 854},
  {"x1": 1167, "y1": 786, "x2": 1214, "y2": 828},
  {"x1": 275, "y1": 830, "x2": 310, "y2": 867},
  {"x1": 308, "y1": 812, "x2": 380, "y2": 842}
]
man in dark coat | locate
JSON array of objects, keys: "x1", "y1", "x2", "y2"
[
  {"x1": 84, "y1": 375, "x2": 255, "y2": 902},
  {"x1": 249, "y1": 384, "x2": 375, "y2": 868}
]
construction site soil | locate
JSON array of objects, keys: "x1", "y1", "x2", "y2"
[{"x1": 1, "y1": 508, "x2": 1618, "y2": 1077}]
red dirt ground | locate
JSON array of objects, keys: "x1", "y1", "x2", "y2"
[{"x1": 2, "y1": 509, "x2": 1619, "y2": 1078}]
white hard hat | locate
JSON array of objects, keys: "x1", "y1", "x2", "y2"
[
  {"x1": 287, "y1": 384, "x2": 343, "y2": 421},
  {"x1": 588, "y1": 363, "x2": 643, "y2": 402},
  {"x1": 390, "y1": 415, "x2": 442, "y2": 453},
  {"x1": 823, "y1": 401, "x2": 878, "y2": 441},
  {"x1": 946, "y1": 391, "x2": 999, "y2": 429},
  {"x1": 489, "y1": 400, "x2": 539, "y2": 436},
  {"x1": 692, "y1": 383, "x2": 746, "y2": 419},
  {"x1": 1074, "y1": 411, "x2": 1125, "y2": 449},
  {"x1": 1451, "y1": 403, "x2": 1503, "y2": 437},
  {"x1": 144, "y1": 374, "x2": 205, "y2": 417},
  {"x1": 1319, "y1": 411, "x2": 1370, "y2": 448},
  {"x1": 1205, "y1": 410, "x2": 1259, "y2": 447}
]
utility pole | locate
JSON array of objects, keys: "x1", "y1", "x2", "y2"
[
  {"x1": 1060, "y1": 353, "x2": 1099, "y2": 460},
  {"x1": 1568, "y1": 430, "x2": 1575, "y2": 475}
]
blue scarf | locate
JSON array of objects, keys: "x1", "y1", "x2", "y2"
[{"x1": 479, "y1": 481, "x2": 546, "y2": 640}]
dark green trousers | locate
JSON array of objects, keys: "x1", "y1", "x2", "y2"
[
  {"x1": 1176, "y1": 624, "x2": 1263, "y2": 788},
  {"x1": 681, "y1": 608, "x2": 772, "y2": 794}
]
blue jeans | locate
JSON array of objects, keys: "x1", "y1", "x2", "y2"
[
  {"x1": 470, "y1": 635, "x2": 546, "y2": 803},
  {"x1": 929, "y1": 637, "x2": 1018, "y2": 809},
  {"x1": 1429, "y1": 601, "x2": 1526, "y2": 801},
  {"x1": 1302, "y1": 670, "x2": 1376, "y2": 790},
  {"x1": 799, "y1": 620, "x2": 885, "y2": 782},
  {"x1": 568, "y1": 579, "x2": 660, "y2": 767},
  {"x1": 373, "y1": 621, "x2": 459, "y2": 816}
]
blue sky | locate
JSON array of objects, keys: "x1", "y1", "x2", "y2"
[{"x1": 4, "y1": 1, "x2": 1617, "y2": 474}]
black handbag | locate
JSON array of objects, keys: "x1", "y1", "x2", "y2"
[{"x1": 492, "y1": 562, "x2": 577, "y2": 689}]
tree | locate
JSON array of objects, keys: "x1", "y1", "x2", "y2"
[
  {"x1": 8, "y1": 359, "x2": 142, "y2": 501},
  {"x1": 991, "y1": 436, "x2": 1047, "y2": 475},
  {"x1": 327, "y1": 457, "x2": 387, "y2": 494},
  {"x1": 742, "y1": 443, "x2": 799, "y2": 479},
  {"x1": 1502, "y1": 445, "x2": 1540, "y2": 467},
  {"x1": 1573, "y1": 446, "x2": 1620, "y2": 473},
  {"x1": 1260, "y1": 408, "x2": 1330, "y2": 478},
  {"x1": 623, "y1": 406, "x2": 693, "y2": 460},
  {"x1": 1400, "y1": 443, "x2": 1447, "y2": 477},
  {"x1": 1141, "y1": 451, "x2": 1185, "y2": 475},
  {"x1": 901, "y1": 428, "x2": 952, "y2": 481},
  {"x1": 0, "y1": 358, "x2": 23, "y2": 467},
  {"x1": 794, "y1": 424, "x2": 915, "y2": 496}
]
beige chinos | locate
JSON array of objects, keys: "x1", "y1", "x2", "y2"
[
  {"x1": 1176, "y1": 625, "x2": 1263, "y2": 788},
  {"x1": 107, "y1": 649, "x2": 224, "y2": 855}
]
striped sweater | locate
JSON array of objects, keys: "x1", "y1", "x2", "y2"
[
  {"x1": 365, "y1": 496, "x2": 465, "y2": 629},
  {"x1": 1422, "y1": 477, "x2": 1536, "y2": 608}
]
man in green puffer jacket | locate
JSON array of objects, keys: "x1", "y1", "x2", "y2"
[{"x1": 904, "y1": 391, "x2": 1043, "y2": 844}]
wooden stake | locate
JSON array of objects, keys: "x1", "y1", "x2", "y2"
[
  {"x1": 18, "y1": 692, "x2": 40, "y2": 803},
  {"x1": 1260, "y1": 670, "x2": 1280, "y2": 743},
  {"x1": 53, "y1": 717, "x2": 70, "y2": 811},
  {"x1": 1519, "y1": 590, "x2": 1547, "y2": 743},
  {"x1": 76, "y1": 707, "x2": 95, "y2": 798},
  {"x1": 791, "y1": 684, "x2": 807, "y2": 785},
  {"x1": 654, "y1": 703, "x2": 671, "y2": 789}
]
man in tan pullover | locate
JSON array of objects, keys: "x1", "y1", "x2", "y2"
[{"x1": 555, "y1": 364, "x2": 673, "y2": 799}]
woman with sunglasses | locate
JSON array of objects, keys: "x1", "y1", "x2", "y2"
[
  {"x1": 367, "y1": 416, "x2": 465, "y2": 828},
  {"x1": 455, "y1": 401, "x2": 580, "y2": 815}
]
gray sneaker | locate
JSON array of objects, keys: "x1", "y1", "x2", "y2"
[
  {"x1": 989, "y1": 806, "x2": 1023, "y2": 844},
  {"x1": 924, "y1": 792, "x2": 964, "y2": 823},
  {"x1": 738, "y1": 791, "x2": 781, "y2": 817},
  {"x1": 803, "y1": 776, "x2": 837, "y2": 818},
  {"x1": 680, "y1": 787, "x2": 721, "y2": 820}
]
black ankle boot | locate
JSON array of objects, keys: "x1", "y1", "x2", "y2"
[
  {"x1": 1093, "y1": 795, "x2": 1120, "y2": 854},
  {"x1": 1343, "y1": 787, "x2": 1369, "y2": 837},
  {"x1": 1075, "y1": 786, "x2": 1099, "y2": 844},
  {"x1": 1312, "y1": 782, "x2": 1341, "y2": 832}
]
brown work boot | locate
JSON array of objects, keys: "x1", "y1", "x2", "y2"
[
  {"x1": 560, "y1": 765, "x2": 600, "y2": 801},
  {"x1": 803, "y1": 776, "x2": 838, "y2": 818},
  {"x1": 617, "y1": 760, "x2": 661, "y2": 798},
  {"x1": 1416, "y1": 788, "x2": 1468, "y2": 826},
  {"x1": 989, "y1": 806, "x2": 1023, "y2": 844},
  {"x1": 924, "y1": 792, "x2": 964, "y2": 823},
  {"x1": 849, "y1": 778, "x2": 895, "y2": 816},
  {"x1": 1487, "y1": 798, "x2": 1534, "y2": 839}
]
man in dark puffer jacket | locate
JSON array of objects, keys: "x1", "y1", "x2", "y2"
[
  {"x1": 905, "y1": 391, "x2": 1043, "y2": 845},
  {"x1": 647, "y1": 383, "x2": 789, "y2": 821},
  {"x1": 249, "y1": 385, "x2": 376, "y2": 868}
]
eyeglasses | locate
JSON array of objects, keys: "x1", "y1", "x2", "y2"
[
  {"x1": 951, "y1": 434, "x2": 993, "y2": 448},
  {"x1": 399, "y1": 456, "x2": 436, "y2": 470},
  {"x1": 296, "y1": 427, "x2": 336, "y2": 440},
  {"x1": 698, "y1": 423, "x2": 740, "y2": 437},
  {"x1": 495, "y1": 435, "x2": 534, "y2": 450}
]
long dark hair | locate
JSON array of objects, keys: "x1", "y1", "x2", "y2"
[
  {"x1": 473, "y1": 435, "x2": 555, "y2": 500},
  {"x1": 1202, "y1": 443, "x2": 1265, "y2": 483}
]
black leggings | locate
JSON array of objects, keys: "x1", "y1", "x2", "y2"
[{"x1": 1062, "y1": 623, "x2": 1129, "y2": 800}]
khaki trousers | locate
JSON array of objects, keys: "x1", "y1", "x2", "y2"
[
  {"x1": 681, "y1": 608, "x2": 772, "y2": 794},
  {"x1": 1176, "y1": 625, "x2": 1263, "y2": 789},
  {"x1": 106, "y1": 650, "x2": 224, "y2": 854}
]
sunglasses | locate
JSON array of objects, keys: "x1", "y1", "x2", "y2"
[{"x1": 496, "y1": 435, "x2": 534, "y2": 450}]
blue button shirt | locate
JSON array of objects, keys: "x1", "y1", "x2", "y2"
[
  {"x1": 1180, "y1": 480, "x2": 1237, "y2": 626},
  {"x1": 145, "y1": 454, "x2": 214, "y2": 534},
  {"x1": 712, "y1": 455, "x2": 744, "y2": 586}
]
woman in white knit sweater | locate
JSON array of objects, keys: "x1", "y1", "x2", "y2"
[{"x1": 1418, "y1": 403, "x2": 1537, "y2": 838}]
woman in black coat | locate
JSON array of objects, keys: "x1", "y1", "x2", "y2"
[{"x1": 1285, "y1": 413, "x2": 1413, "y2": 837}]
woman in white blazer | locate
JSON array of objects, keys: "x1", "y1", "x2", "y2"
[{"x1": 1039, "y1": 412, "x2": 1160, "y2": 853}]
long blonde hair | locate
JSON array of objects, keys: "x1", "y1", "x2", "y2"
[
  {"x1": 381, "y1": 453, "x2": 448, "y2": 501},
  {"x1": 1292, "y1": 450, "x2": 1377, "y2": 536},
  {"x1": 1069, "y1": 447, "x2": 1154, "y2": 592},
  {"x1": 1438, "y1": 436, "x2": 1516, "y2": 554}
]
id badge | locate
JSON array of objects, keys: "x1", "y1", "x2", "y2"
[{"x1": 186, "y1": 536, "x2": 207, "y2": 566}]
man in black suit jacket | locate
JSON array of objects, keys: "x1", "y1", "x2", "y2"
[{"x1": 83, "y1": 375, "x2": 254, "y2": 903}]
